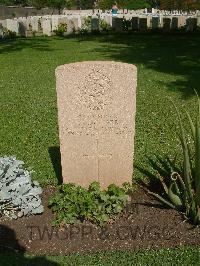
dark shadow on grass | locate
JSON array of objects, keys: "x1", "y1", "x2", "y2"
[
  {"x1": 81, "y1": 32, "x2": 200, "y2": 98},
  {"x1": 0, "y1": 224, "x2": 25, "y2": 253},
  {"x1": 0, "y1": 37, "x2": 53, "y2": 54},
  {"x1": 0, "y1": 224, "x2": 59, "y2": 265},
  {"x1": 48, "y1": 146, "x2": 62, "y2": 185}
]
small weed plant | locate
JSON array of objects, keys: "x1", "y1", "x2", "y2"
[{"x1": 49, "y1": 181, "x2": 133, "y2": 226}]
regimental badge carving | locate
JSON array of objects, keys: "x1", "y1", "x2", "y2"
[{"x1": 78, "y1": 69, "x2": 113, "y2": 111}]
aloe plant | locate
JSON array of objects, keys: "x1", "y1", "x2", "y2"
[{"x1": 149, "y1": 96, "x2": 200, "y2": 225}]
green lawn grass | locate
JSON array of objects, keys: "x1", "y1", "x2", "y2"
[
  {"x1": 1, "y1": 34, "x2": 200, "y2": 185},
  {"x1": 0, "y1": 34, "x2": 200, "y2": 264},
  {"x1": 1, "y1": 246, "x2": 200, "y2": 265}
]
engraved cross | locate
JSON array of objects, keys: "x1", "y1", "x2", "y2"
[{"x1": 83, "y1": 139, "x2": 112, "y2": 181}]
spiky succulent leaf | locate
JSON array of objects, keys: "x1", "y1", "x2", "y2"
[
  {"x1": 168, "y1": 182, "x2": 183, "y2": 209},
  {"x1": 195, "y1": 117, "x2": 200, "y2": 204}
]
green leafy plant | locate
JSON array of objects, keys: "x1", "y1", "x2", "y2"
[
  {"x1": 99, "y1": 19, "x2": 111, "y2": 32},
  {"x1": 148, "y1": 95, "x2": 200, "y2": 225},
  {"x1": 49, "y1": 181, "x2": 133, "y2": 226},
  {"x1": 78, "y1": 16, "x2": 91, "y2": 35},
  {"x1": 0, "y1": 156, "x2": 43, "y2": 220},
  {"x1": 54, "y1": 22, "x2": 67, "y2": 37}
]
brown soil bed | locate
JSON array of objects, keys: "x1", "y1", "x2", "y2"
[{"x1": 1, "y1": 186, "x2": 200, "y2": 255}]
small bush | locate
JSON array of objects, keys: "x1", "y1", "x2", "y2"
[
  {"x1": 78, "y1": 16, "x2": 91, "y2": 35},
  {"x1": 54, "y1": 23, "x2": 68, "y2": 37},
  {"x1": 49, "y1": 181, "x2": 133, "y2": 226},
  {"x1": 3, "y1": 28, "x2": 16, "y2": 39},
  {"x1": 100, "y1": 19, "x2": 111, "y2": 32}
]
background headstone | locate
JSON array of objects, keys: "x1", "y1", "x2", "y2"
[
  {"x1": 51, "y1": 15, "x2": 59, "y2": 31},
  {"x1": 152, "y1": 16, "x2": 159, "y2": 29},
  {"x1": 5, "y1": 19, "x2": 19, "y2": 34},
  {"x1": 91, "y1": 17, "x2": 100, "y2": 32},
  {"x1": 26, "y1": 19, "x2": 33, "y2": 37},
  {"x1": 186, "y1": 17, "x2": 197, "y2": 32},
  {"x1": 18, "y1": 19, "x2": 27, "y2": 37},
  {"x1": 31, "y1": 16, "x2": 39, "y2": 32},
  {"x1": 171, "y1": 17, "x2": 178, "y2": 30},
  {"x1": 139, "y1": 17, "x2": 147, "y2": 32},
  {"x1": 71, "y1": 16, "x2": 79, "y2": 33},
  {"x1": 114, "y1": 18, "x2": 123, "y2": 32},
  {"x1": 34, "y1": 18, "x2": 43, "y2": 36},
  {"x1": 163, "y1": 17, "x2": 171, "y2": 32},
  {"x1": 178, "y1": 16, "x2": 186, "y2": 28},
  {"x1": 66, "y1": 17, "x2": 75, "y2": 34},
  {"x1": 42, "y1": 18, "x2": 52, "y2": 36},
  {"x1": 56, "y1": 61, "x2": 137, "y2": 189},
  {"x1": 131, "y1": 17, "x2": 139, "y2": 31}
]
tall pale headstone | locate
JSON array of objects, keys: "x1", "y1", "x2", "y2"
[
  {"x1": 56, "y1": 61, "x2": 137, "y2": 188},
  {"x1": 6, "y1": 19, "x2": 19, "y2": 34},
  {"x1": 42, "y1": 18, "x2": 52, "y2": 36}
]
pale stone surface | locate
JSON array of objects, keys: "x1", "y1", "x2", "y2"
[
  {"x1": 71, "y1": 17, "x2": 79, "y2": 32},
  {"x1": 31, "y1": 17, "x2": 39, "y2": 32},
  {"x1": 103, "y1": 14, "x2": 112, "y2": 26},
  {"x1": 56, "y1": 61, "x2": 137, "y2": 188},
  {"x1": 6, "y1": 19, "x2": 19, "y2": 34},
  {"x1": 51, "y1": 15, "x2": 59, "y2": 31},
  {"x1": 42, "y1": 18, "x2": 52, "y2": 36},
  {"x1": 178, "y1": 16, "x2": 186, "y2": 28},
  {"x1": 66, "y1": 17, "x2": 77, "y2": 34}
]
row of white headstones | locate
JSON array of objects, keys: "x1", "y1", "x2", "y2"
[{"x1": 0, "y1": 13, "x2": 199, "y2": 37}]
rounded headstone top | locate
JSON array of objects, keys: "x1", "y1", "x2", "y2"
[{"x1": 56, "y1": 61, "x2": 137, "y2": 73}]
